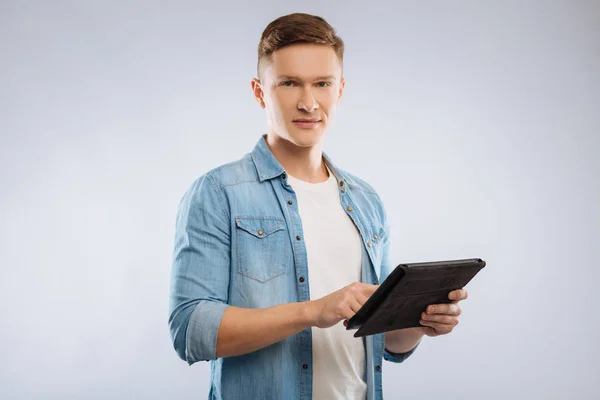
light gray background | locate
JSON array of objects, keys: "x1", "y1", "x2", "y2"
[{"x1": 1, "y1": 1, "x2": 599, "y2": 399}]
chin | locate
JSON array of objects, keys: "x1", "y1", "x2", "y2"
[{"x1": 285, "y1": 127, "x2": 325, "y2": 148}]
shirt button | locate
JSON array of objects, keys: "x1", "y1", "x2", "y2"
[
  {"x1": 287, "y1": 200, "x2": 293, "y2": 205},
  {"x1": 373, "y1": 234, "x2": 378, "y2": 239},
  {"x1": 296, "y1": 236, "x2": 301, "y2": 241},
  {"x1": 299, "y1": 277, "x2": 305, "y2": 282},
  {"x1": 258, "y1": 230, "x2": 263, "y2": 236},
  {"x1": 302, "y1": 364, "x2": 308, "y2": 369},
  {"x1": 339, "y1": 181, "x2": 344, "y2": 187},
  {"x1": 347, "y1": 206, "x2": 353, "y2": 211},
  {"x1": 376, "y1": 365, "x2": 381, "y2": 371},
  {"x1": 367, "y1": 242, "x2": 372, "y2": 247}
]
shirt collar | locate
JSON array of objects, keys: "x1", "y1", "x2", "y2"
[{"x1": 250, "y1": 134, "x2": 350, "y2": 192}]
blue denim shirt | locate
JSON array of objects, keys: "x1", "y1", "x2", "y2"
[{"x1": 169, "y1": 135, "x2": 418, "y2": 399}]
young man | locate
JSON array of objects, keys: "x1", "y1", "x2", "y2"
[{"x1": 169, "y1": 13, "x2": 468, "y2": 400}]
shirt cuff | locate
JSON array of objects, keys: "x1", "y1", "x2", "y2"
[
  {"x1": 383, "y1": 340, "x2": 420, "y2": 363},
  {"x1": 185, "y1": 300, "x2": 229, "y2": 364}
]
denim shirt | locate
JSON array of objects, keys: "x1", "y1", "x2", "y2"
[{"x1": 169, "y1": 135, "x2": 418, "y2": 399}]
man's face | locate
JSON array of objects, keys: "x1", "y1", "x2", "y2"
[{"x1": 252, "y1": 43, "x2": 345, "y2": 148}]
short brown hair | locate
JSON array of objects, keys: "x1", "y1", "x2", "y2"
[{"x1": 257, "y1": 13, "x2": 344, "y2": 76}]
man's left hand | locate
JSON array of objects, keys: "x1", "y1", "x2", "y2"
[{"x1": 418, "y1": 288, "x2": 468, "y2": 337}]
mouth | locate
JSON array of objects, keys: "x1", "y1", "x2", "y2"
[{"x1": 292, "y1": 118, "x2": 322, "y2": 129}]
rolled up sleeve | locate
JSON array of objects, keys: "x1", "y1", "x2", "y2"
[
  {"x1": 185, "y1": 300, "x2": 230, "y2": 363},
  {"x1": 384, "y1": 342, "x2": 420, "y2": 363},
  {"x1": 168, "y1": 173, "x2": 231, "y2": 365}
]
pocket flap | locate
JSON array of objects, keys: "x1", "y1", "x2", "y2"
[
  {"x1": 235, "y1": 217, "x2": 285, "y2": 239},
  {"x1": 371, "y1": 225, "x2": 386, "y2": 242}
]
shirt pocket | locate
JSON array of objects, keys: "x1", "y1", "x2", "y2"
[{"x1": 235, "y1": 216, "x2": 287, "y2": 283}]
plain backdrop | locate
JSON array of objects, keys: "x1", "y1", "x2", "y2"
[{"x1": 1, "y1": 1, "x2": 599, "y2": 399}]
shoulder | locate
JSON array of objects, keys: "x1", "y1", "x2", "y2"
[
  {"x1": 183, "y1": 151, "x2": 261, "y2": 194},
  {"x1": 179, "y1": 152, "x2": 258, "y2": 211},
  {"x1": 202, "y1": 153, "x2": 259, "y2": 189},
  {"x1": 342, "y1": 170, "x2": 380, "y2": 196}
]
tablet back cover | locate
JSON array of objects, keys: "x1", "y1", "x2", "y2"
[{"x1": 353, "y1": 258, "x2": 485, "y2": 337}]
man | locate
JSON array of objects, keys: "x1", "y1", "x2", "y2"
[{"x1": 169, "y1": 13, "x2": 468, "y2": 400}]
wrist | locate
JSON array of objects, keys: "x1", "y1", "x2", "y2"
[
  {"x1": 384, "y1": 328, "x2": 424, "y2": 354},
  {"x1": 301, "y1": 300, "x2": 319, "y2": 327}
]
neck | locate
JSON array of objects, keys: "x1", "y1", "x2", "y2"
[{"x1": 265, "y1": 133, "x2": 329, "y2": 183}]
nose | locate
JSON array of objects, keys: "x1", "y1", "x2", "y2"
[{"x1": 297, "y1": 87, "x2": 318, "y2": 112}]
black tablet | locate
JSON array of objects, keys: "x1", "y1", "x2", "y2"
[{"x1": 345, "y1": 258, "x2": 486, "y2": 337}]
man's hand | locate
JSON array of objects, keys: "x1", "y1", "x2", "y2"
[
  {"x1": 308, "y1": 282, "x2": 378, "y2": 329},
  {"x1": 418, "y1": 288, "x2": 468, "y2": 337}
]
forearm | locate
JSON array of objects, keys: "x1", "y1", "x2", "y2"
[
  {"x1": 216, "y1": 301, "x2": 315, "y2": 358},
  {"x1": 384, "y1": 327, "x2": 424, "y2": 354}
]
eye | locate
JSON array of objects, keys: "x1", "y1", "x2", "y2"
[
  {"x1": 281, "y1": 81, "x2": 296, "y2": 87},
  {"x1": 316, "y1": 82, "x2": 331, "y2": 88}
]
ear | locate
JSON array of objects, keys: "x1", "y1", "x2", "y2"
[
  {"x1": 338, "y1": 77, "x2": 345, "y2": 101},
  {"x1": 251, "y1": 78, "x2": 266, "y2": 109}
]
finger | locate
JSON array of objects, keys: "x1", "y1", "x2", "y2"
[
  {"x1": 340, "y1": 304, "x2": 355, "y2": 321},
  {"x1": 358, "y1": 283, "x2": 379, "y2": 297},
  {"x1": 449, "y1": 288, "x2": 468, "y2": 301},
  {"x1": 426, "y1": 303, "x2": 461, "y2": 316},
  {"x1": 419, "y1": 320, "x2": 455, "y2": 335},
  {"x1": 421, "y1": 312, "x2": 460, "y2": 326},
  {"x1": 348, "y1": 297, "x2": 362, "y2": 314},
  {"x1": 419, "y1": 325, "x2": 438, "y2": 337},
  {"x1": 355, "y1": 290, "x2": 369, "y2": 307}
]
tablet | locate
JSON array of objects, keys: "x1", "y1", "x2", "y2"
[{"x1": 345, "y1": 258, "x2": 486, "y2": 337}]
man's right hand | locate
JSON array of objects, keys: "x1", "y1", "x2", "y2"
[{"x1": 308, "y1": 282, "x2": 379, "y2": 329}]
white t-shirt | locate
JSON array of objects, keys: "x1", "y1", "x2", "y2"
[{"x1": 287, "y1": 166, "x2": 367, "y2": 400}]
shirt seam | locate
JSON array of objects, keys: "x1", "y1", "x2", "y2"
[
  {"x1": 222, "y1": 180, "x2": 260, "y2": 188},
  {"x1": 206, "y1": 173, "x2": 230, "y2": 221}
]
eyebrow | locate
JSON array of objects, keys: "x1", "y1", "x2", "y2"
[{"x1": 276, "y1": 75, "x2": 338, "y2": 81}]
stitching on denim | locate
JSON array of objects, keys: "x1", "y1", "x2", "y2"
[
  {"x1": 250, "y1": 151, "x2": 263, "y2": 181},
  {"x1": 235, "y1": 222, "x2": 285, "y2": 237},
  {"x1": 222, "y1": 180, "x2": 260, "y2": 188},
  {"x1": 235, "y1": 217, "x2": 285, "y2": 221},
  {"x1": 348, "y1": 185, "x2": 378, "y2": 195},
  {"x1": 235, "y1": 217, "x2": 286, "y2": 283},
  {"x1": 206, "y1": 173, "x2": 230, "y2": 221}
]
